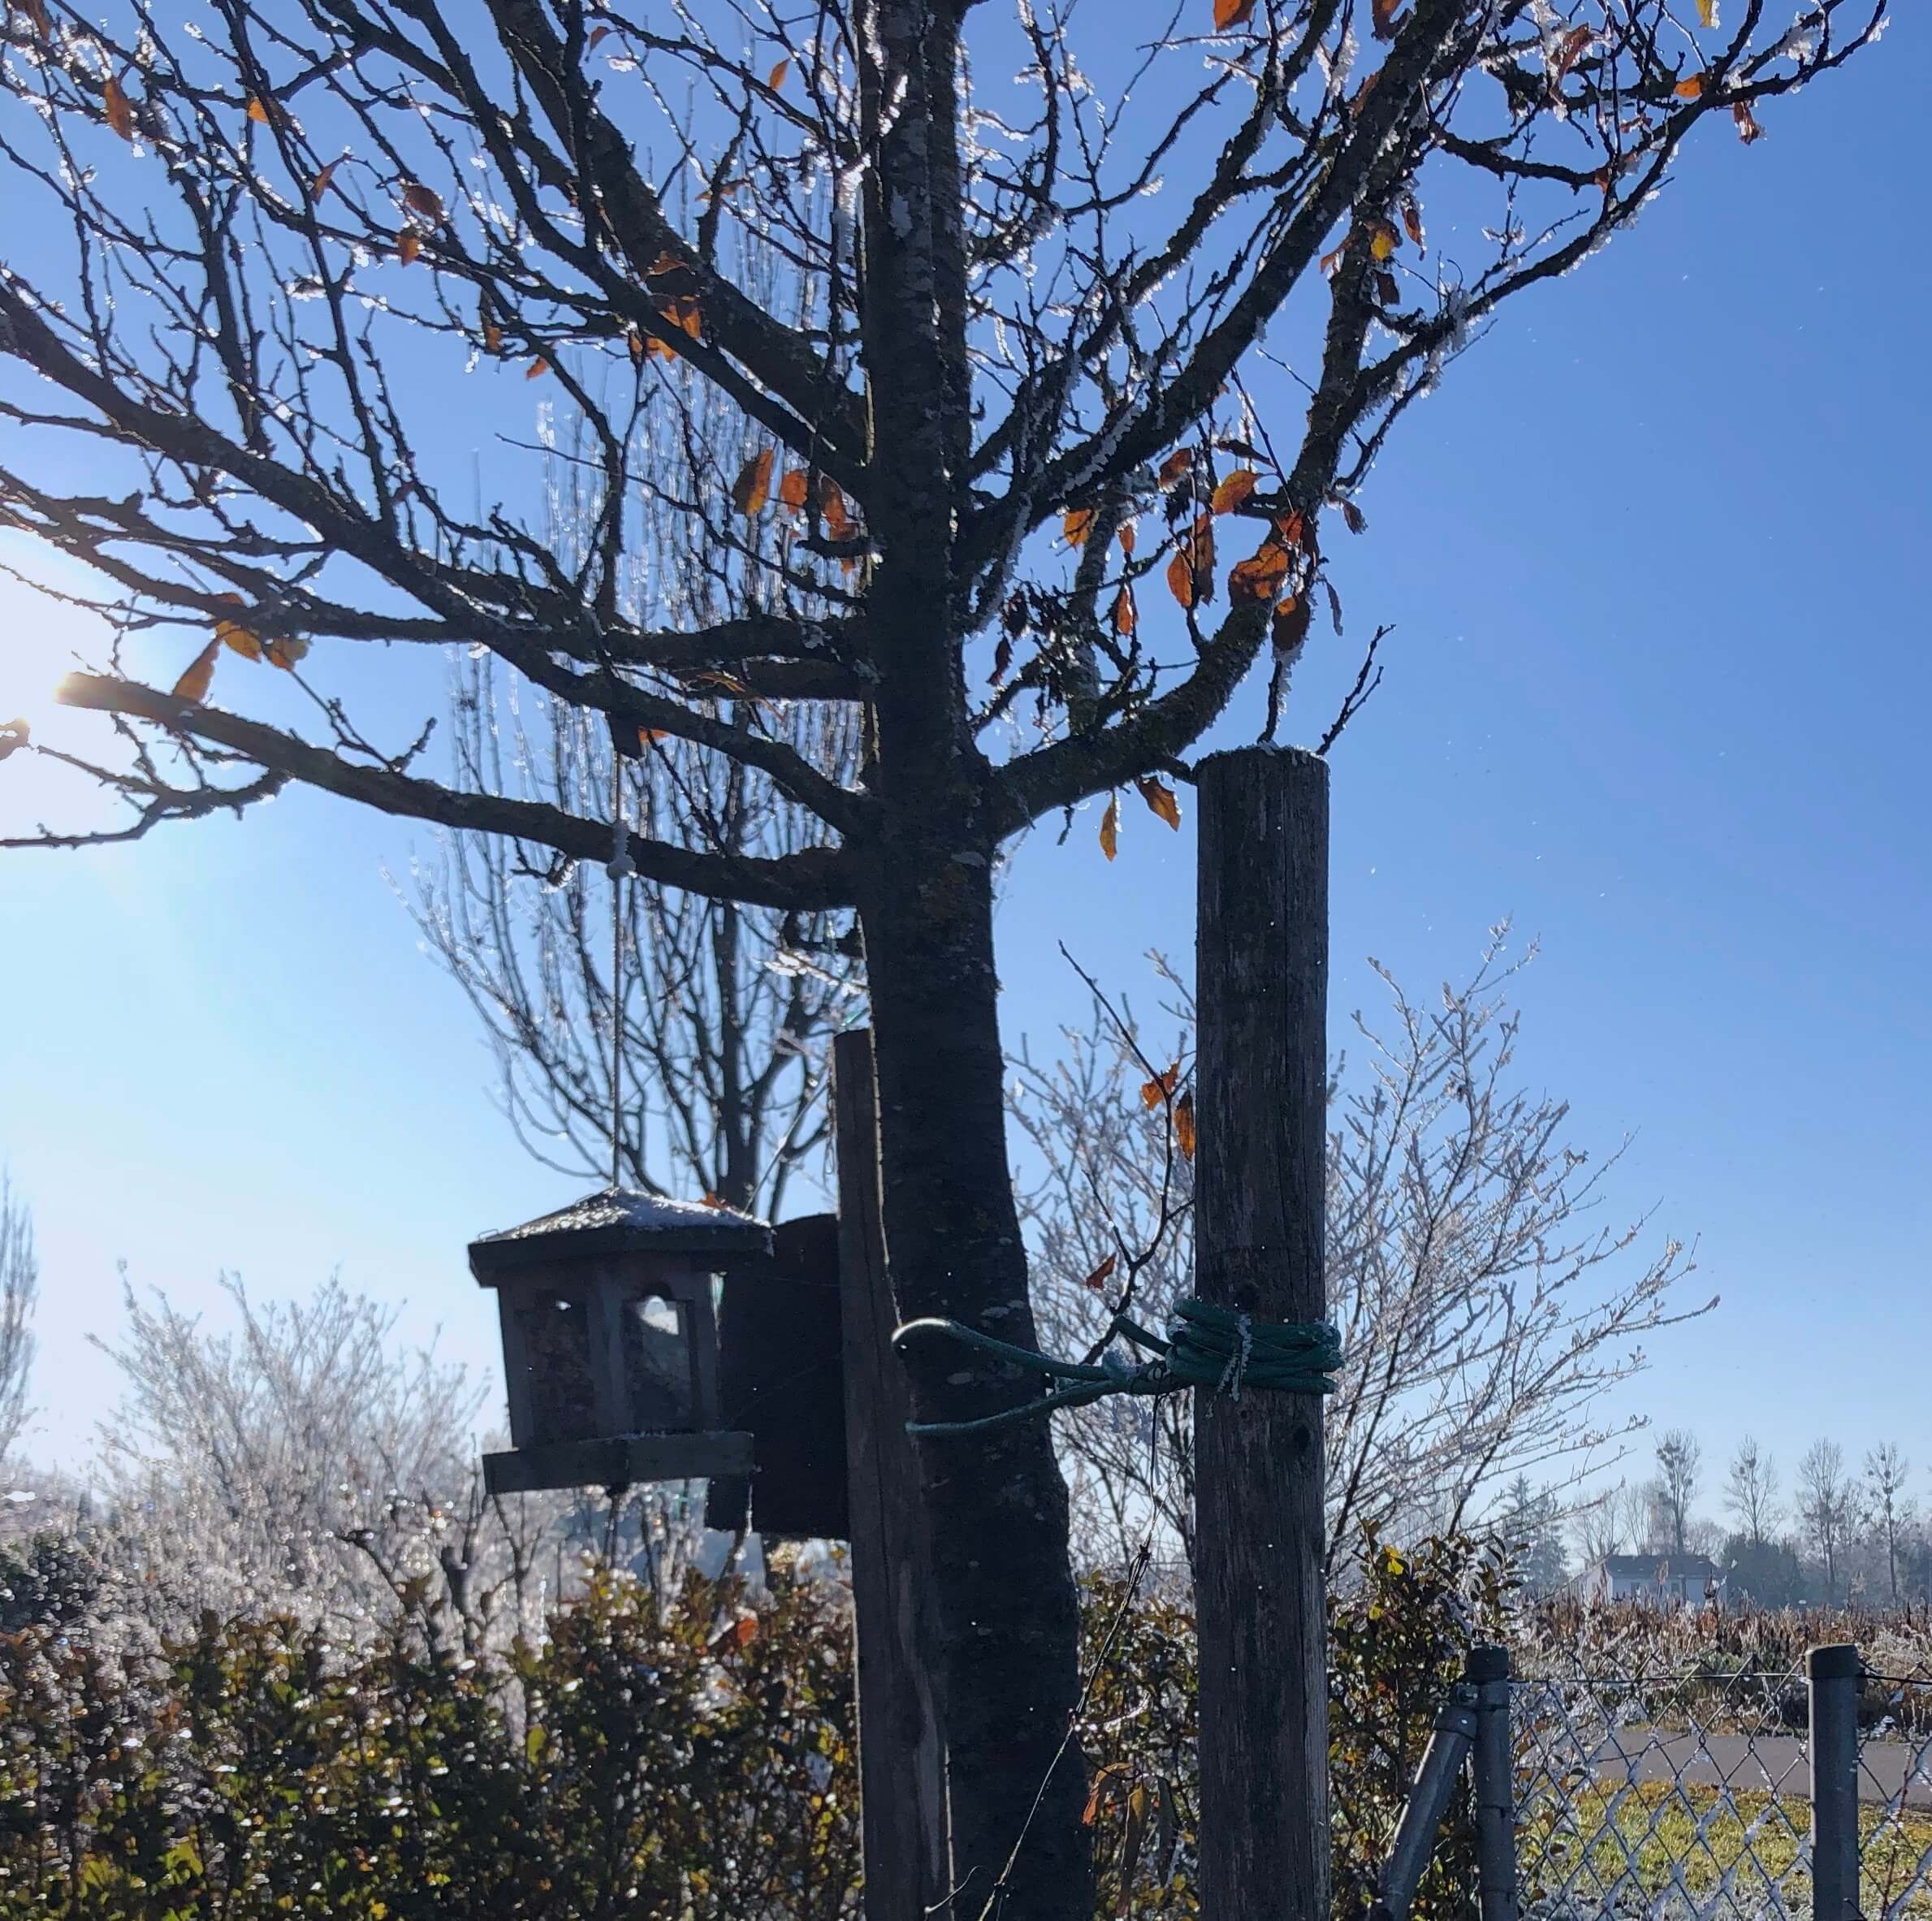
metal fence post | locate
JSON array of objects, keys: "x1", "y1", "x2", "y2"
[
  {"x1": 1373, "y1": 1687, "x2": 1478, "y2": 1921},
  {"x1": 1468, "y1": 1644, "x2": 1519, "y2": 1921},
  {"x1": 1809, "y1": 1643, "x2": 1861, "y2": 1921}
]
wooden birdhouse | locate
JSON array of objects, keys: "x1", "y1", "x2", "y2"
[{"x1": 470, "y1": 1186, "x2": 768, "y2": 1496}]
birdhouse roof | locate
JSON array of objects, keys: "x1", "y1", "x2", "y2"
[{"x1": 469, "y1": 1185, "x2": 772, "y2": 1279}]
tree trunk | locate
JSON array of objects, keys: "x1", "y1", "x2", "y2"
[{"x1": 860, "y1": 837, "x2": 1088, "y2": 1921}]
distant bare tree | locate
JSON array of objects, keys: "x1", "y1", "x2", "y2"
[
  {"x1": 1651, "y1": 1429, "x2": 1703, "y2": 1559},
  {"x1": 1799, "y1": 1440, "x2": 1856, "y2": 1604},
  {"x1": 1724, "y1": 1437, "x2": 1781, "y2": 1548},
  {"x1": 1013, "y1": 930, "x2": 1709, "y2": 1575},
  {"x1": 1571, "y1": 1481, "x2": 1651, "y2": 1568},
  {"x1": 0, "y1": 1175, "x2": 37, "y2": 1468},
  {"x1": 90, "y1": 1271, "x2": 547, "y2": 1651},
  {"x1": 410, "y1": 411, "x2": 863, "y2": 1216},
  {"x1": 1864, "y1": 1443, "x2": 1915, "y2": 1608}
]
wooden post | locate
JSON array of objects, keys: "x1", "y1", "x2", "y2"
[
  {"x1": 1194, "y1": 746, "x2": 1330, "y2": 1921},
  {"x1": 1467, "y1": 1645, "x2": 1519, "y2": 1921},
  {"x1": 1808, "y1": 1643, "x2": 1861, "y2": 1921},
  {"x1": 833, "y1": 1028, "x2": 951, "y2": 1921}
]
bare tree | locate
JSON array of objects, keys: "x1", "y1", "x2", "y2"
[
  {"x1": 1570, "y1": 1480, "x2": 1649, "y2": 1568},
  {"x1": 0, "y1": 0, "x2": 1882, "y2": 1903},
  {"x1": 89, "y1": 1270, "x2": 549, "y2": 1649},
  {"x1": 1014, "y1": 931, "x2": 1709, "y2": 1576},
  {"x1": 1723, "y1": 1435, "x2": 1780, "y2": 1548},
  {"x1": 1651, "y1": 1428, "x2": 1702, "y2": 1560},
  {"x1": 1863, "y1": 1442, "x2": 1915, "y2": 1608},
  {"x1": 412, "y1": 416, "x2": 863, "y2": 1214},
  {"x1": 1799, "y1": 1439, "x2": 1856, "y2": 1604},
  {"x1": 0, "y1": 1174, "x2": 37, "y2": 1468}
]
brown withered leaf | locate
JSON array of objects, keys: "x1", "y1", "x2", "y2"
[
  {"x1": 264, "y1": 635, "x2": 309, "y2": 671},
  {"x1": 1342, "y1": 499, "x2": 1367, "y2": 535},
  {"x1": 246, "y1": 95, "x2": 272, "y2": 125},
  {"x1": 1118, "y1": 520, "x2": 1137, "y2": 557},
  {"x1": 395, "y1": 225, "x2": 422, "y2": 265},
  {"x1": 1112, "y1": 585, "x2": 1136, "y2": 638},
  {"x1": 778, "y1": 467, "x2": 811, "y2": 512},
  {"x1": 1213, "y1": 0, "x2": 1257, "y2": 25},
  {"x1": 1156, "y1": 447, "x2": 1192, "y2": 489},
  {"x1": 525, "y1": 355, "x2": 550, "y2": 380},
  {"x1": 1272, "y1": 594, "x2": 1312, "y2": 658},
  {"x1": 817, "y1": 474, "x2": 854, "y2": 538},
  {"x1": 103, "y1": 76, "x2": 135, "y2": 141},
  {"x1": 1210, "y1": 468, "x2": 1260, "y2": 515},
  {"x1": 213, "y1": 596, "x2": 261, "y2": 661},
  {"x1": 588, "y1": 23, "x2": 612, "y2": 48},
  {"x1": 1552, "y1": 24, "x2": 1594, "y2": 76},
  {"x1": 171, "y1": 640, "x2": 220, "y2": 704},
  {"x1": 1399, "y1": 192, "x2": 1425, "y2": 246},
  {"x1": 1063, "y1": 506, "x2": 1096, "y2": 546},
  {"x1": 1173, "y1": 1090, "x2": 1196, "y2": 1162},
  {"x1": 1228, "y1": 540, "x2": 1290, "y2": 603},
  {"x1": 732, "y1": 447, "x2": 776, "y2": 515},
  {"x1": 1099, "y1": 792, "x2": 1120, "y2": 861},
  {"x1": 1081, "y1": 1253, "x2": 1118, "y2": 1294},
  {"x1": 1733, "y1": 100, "x2": 1765, "y2": 142},
  {"x1": 482, "y1": 318, "x2": 504, "y2": 354},
  {"x1": 1674, "y1": 72, "x2": 1705, "y2": 98},
  {"x1": 1372, "y1": 0, "x2": 1404, "y2": 37},
  {"x1": 401, "y1": 181, "x2": 443, "y2": 222},
  {"x1": 1140, "y1": 1064, "x2": 1180, "y2": 1109},
  {"x1": 1137, "y1": 776, "x2": 1182, "y2": 831},
  {"x1": 768, "y1": 57, "x2": 790, "y2": 89},
  {"x1": 310, "y1": 158, "x2": 341, "y2": 201}
]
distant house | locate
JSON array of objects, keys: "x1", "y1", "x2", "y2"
[{"x1": 1567, "y1": 1553, "x2": 1727, "y2": 1610}]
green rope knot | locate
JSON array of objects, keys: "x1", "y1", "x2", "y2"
[{"x1": 891, "y1": 1296, "x2": 1342, "y2": 1438}]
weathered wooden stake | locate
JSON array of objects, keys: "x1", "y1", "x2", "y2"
[
  {"x1": 1195, "y1": 745, "x2": 1330, "y2": 1921},
  {"x1": 832, "y1": 1028, "x2": 952, "y2": 1921}
]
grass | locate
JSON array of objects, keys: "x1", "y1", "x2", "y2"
[{"x1": 1520, "y1": 1781, "x2": 1932, "y2": 1919}]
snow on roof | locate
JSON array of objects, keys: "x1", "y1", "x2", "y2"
[{"x1": 469, "y1": 1185, "x2": 772, "y2": 1277}]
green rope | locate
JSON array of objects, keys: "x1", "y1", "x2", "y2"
[{"x1": 891, "y1": 1297, "x2": 1342, "y2": 1438}]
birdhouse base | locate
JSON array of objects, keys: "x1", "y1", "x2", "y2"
[{"x1": 482, "y1": 1429, "x2": 754, "y2": 1496}]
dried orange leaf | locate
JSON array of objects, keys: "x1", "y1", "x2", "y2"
[
  {"x1": 1156, "y1": 447, "x2": 1192, "y2": 489},
  {"x1": 1062, "y1": 506, "x2": 1096, "y2": 546},
  {"x1": 401, "y1": 181, "x2": 443, "y2": 222},
  {"x1": 778, "y1": 467, "x2": 810, "y2": 512},
  {"x1": 1137, "y1": 775, "x2": 1182, "y2": 831},
  {"x1": 1229, "y1": 541, "x2": 1291, "y2": 603},
  {"x1": 103, "y1": 75, "x2": 134, "y2": 141},
  {"x1": 817, "y1": 475, "x2": 854, "y2": 538},
  {"x1": 1165, "y1": 549, "x2": 1194, "y2": 609},
  {"x1": 1140, "y1": 1064, "x2": 1180, "y2": 1110},
  {"x1": 1276, "y1": 510, "x2": 1307, "y2": 549},
  {"x1": 214, "y1": 597, "x2": 262, "y2": 661},
  {"x1": 171, "y1": 640, "x2": 220, "y2": 704},
  {"x1": 768, "y1": 57, "x2": 790, "y2": 89},
  {"x1": 1372, "y1": 0, "x2": 1403, "y2": 37},
  {"x1": 526, "y1": 355, "x2": 550, "y2": 380},
  {"x1": 1319, "y1": 242, "x2": 1345, "y2": 278},
  {"x1": 311, "y1": 158, "x2": 341, "y2": 201},
  {"x1": 1173, "y1": 1090, "x2": 1196, "y2": 1162},
  {"x1": 1214, "y1": 0, "x2": 1257, "y2": 25},
  {"x1": 482, "y1": 318, "x2": 504, "y2": 353},
  {"x1": 1111, "y1": 585, "x2": 1136, "y2": 638},
  {"x1": 1674, "y1": 72, "x2": 1705, "y2": 98},
  {"x1": 265, "y1": 635, "x2": 309, "y2": 671},
  {"x1": 1399, "y1": 192, "x2": 1425, "y2": 247},
  {"x1": 1099, "y1": 792, "x2": 1120, "y2": 861},
  {"x1": 1081, "y1": 1253, "x2": 1119, "y2": 1293},
  {"x1": 1118, "y1": 520, "x2": 1137, "y2": 557},
  {"x1": 396, "y1": 225, "x2": 422, "y2": 265},
  {"x1": 246, "y1": 95, "x2": 272, "y2": 125},
  {"x1": 1733, "y1": 100, "x2": 1765, "y2": 141},
  {"x1": 1696, "y1": 0, "x2": 1718, "y2": 24},
  {"x1": 732, "y1": 447, "x2": 776, "y2": 516},
  {"x1": 1210, "y1": 468, "x2": 1259, "y2": 515}
]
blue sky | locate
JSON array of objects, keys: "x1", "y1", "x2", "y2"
[{"x1": 2, "y1": 7, "x2": 1926, "y2": 1530}]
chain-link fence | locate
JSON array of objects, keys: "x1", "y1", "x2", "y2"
[{"x1": 1504, "y1": 1652, "x2": 1932, "y2": 1921}]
